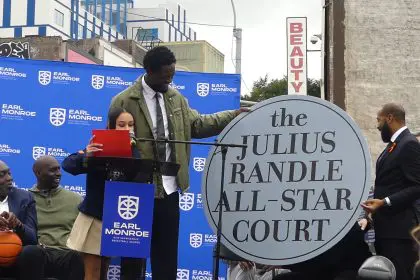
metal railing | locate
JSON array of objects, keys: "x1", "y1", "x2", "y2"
[{"x1": 132, "y1": 27, "x2": 162, "y2": 50}]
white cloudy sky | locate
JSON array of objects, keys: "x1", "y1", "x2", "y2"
[{"x1": 134, "y1": 0, "x2": 323, "y2": 95}]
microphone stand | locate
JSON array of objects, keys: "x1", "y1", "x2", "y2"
[
  {"x1": 134, "y1": 137, "x2": 246, "y2": 280},
  {"x1": 135, "y1": 137, "x2": 246, "y2": 148}
]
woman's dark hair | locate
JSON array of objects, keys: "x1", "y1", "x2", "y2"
[{"x1": 107, "y1": 107, "x2": 127, "y2": 129}]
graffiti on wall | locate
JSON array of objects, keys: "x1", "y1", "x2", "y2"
[{"x1": 0, "y1": 42, "x2": 30, "y2": 59}]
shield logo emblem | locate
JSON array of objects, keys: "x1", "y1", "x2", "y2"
[
  {"x1": 196, "y1": 83, "x2": 210, "y2": 97},
  {"x1": 49, "y1": 108, "x2": 66, "y2": 127},
  {"x1": 107, "y1": 265, "x2": 120, "y2": 280},
  {"x1": 91, "y1": 75, "x2": 105, "y2": 90},
  {"x1": 189, "y1": 233, "x2": 203, "y2": 248},
  {"x1": 179, "y1": 192, "x2": 195, "y2": 211},
  {"x1": 118, "y1": 195, "x2": 139, "y2": 220},
  {"x1": 38, "y1": 71, "x2": 51, "y2": 86},
  {"x1": 193, "y1": 157, "x2": 206, "y2": 172},
  {"x1": 32, "y1": 146, "x2": 46, "y2": 160},
  {"x1": 177, "y1": 269, "x2": 190, "y2": 280}
]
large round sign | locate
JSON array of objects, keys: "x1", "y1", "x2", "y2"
[{"x1": 202, "y1": 95, "x2": 371, "y2": 265}]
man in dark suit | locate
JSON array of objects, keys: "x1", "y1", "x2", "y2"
[
  {"x1": 0, "y1": 159, "x2": 38, "y2": 278},
  {"x1": 362, "y1": 103, "x2": 420, "y2": 280}
]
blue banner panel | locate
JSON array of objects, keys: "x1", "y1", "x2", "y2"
[
  {"x1": 0, "y1": 57, "x2": 240, "y2": 280},
  {"x1": 101, "y1": 181, "x2": 154, "y2": 258}
]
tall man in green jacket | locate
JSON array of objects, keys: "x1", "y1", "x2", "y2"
[
  {"x1": 110, "y1": 46, "x2": 246, "y2": 280},
  {"x1": 22, "y1": 156, "x2": 84, "y2": 280}
]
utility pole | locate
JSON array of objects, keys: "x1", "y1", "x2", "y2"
[{"x1": 231, "y1": 0, "x2": 242, "y2": 75}]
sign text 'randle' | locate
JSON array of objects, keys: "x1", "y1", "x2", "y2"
[{"x1": 202, "y1": 96, "x2": 371, "y2": 265}]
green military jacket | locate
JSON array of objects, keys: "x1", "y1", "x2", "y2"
[{"x1": 110, "y1": 76, "x2": 237, "y2": 198}]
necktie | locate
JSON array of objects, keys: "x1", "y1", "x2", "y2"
[{"x1": 155, "y1": 93, "x2": 166, "y2": 162}]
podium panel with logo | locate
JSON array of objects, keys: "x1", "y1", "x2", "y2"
[
  {"x1": 0, "y1": 57, "x2": 240, "y2": 279},
  {"x1": 101, "y1": 182, "x2": 154, "y2": 258}
]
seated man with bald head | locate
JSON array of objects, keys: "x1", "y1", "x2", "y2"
[{"x1": 17, "y1": 156, "x2": 84, "y2": 280}]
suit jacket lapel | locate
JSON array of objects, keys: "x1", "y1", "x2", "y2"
[
  {"x1": 128, "y1": 76, "x2": 154, "y2": 133},
  {"x1": 376, "y1": 143, "x2": 391, "y2": 172},
  {"x1": 7, "y1": 188, "x2": 17, "y2": 214},
  {"x1": 163, "y1": 90, "x2": 177, "y2": 162},
  {"x1": 377, "y1": 142, "x2": 392, "y2": 171},
  {"x1": 163, "y1": 89, "x2": 176, "y2": 138},
  {"x1": 376, "y1": 128, "x2": 410, "y2": 174},
  {"x1": 138, "y1": 92, "x2": 154, "y2": 133}
]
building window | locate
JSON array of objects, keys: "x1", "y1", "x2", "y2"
[
  {"x1": 112, "y1": 12, "x2": 118, "y2": 26},
  {"x1": 54, "y1": 9, "x2": 64, "y2": 27},
  {"x1": 86, "y1": 29, "x2": 92, "y2": 39},
  {"x1": 78, "y1": 24, "x2": 84, "y2": 39},
  {"x1": 136, "y1": 28, "x2": 159, "y2": 41}
]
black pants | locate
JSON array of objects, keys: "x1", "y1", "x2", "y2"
[
  {"x1": 0, "y1": 265, "x2": 17, "y2": 279},
  {"x1": 16, "y1": 245, "x2": 84, "y2": 280},
  {"x1": 0, "y1": 245, "x2": 84, "y2": 280},
  {"x1": 150, "y1": 192, "x2": 180, "y2": 280},
  {"x1": 120, "y1": 257, "x2": 146, "y2": 280},
  {"x1": 375, "y1": 238, "x2": 418, "y2": 280}
]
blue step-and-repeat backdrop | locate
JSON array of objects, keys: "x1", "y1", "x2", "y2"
[{"x1": 0, "y1": 57, "x2": 240, "y2": 280}]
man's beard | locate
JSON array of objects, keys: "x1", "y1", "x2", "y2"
[
  {"x1": 381, "y1": 122, "x2": 392, "y2": 143},
  {"x1": 152, "y1": 84, "x2": 169, "y2": 93},
  {"x1": 0, "y1": 185, "x2": 11, "y2": 198}
]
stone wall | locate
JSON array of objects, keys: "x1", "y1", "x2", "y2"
[{"x1": 326, "y1": 0, "x2": 420, "y2": 168}]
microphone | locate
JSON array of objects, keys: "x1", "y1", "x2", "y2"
[{"x1": 129, "y1": 131, "x2": 137, "y2": 146}]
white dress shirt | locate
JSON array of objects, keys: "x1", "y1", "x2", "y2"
[
  {"x1": 0, "y1": 196, "x2": 9, "y2": 213},
  {"x1": 391, "y1": 126, "x2": 407, "y2": 143},
  {"x1": 384, "y1": 126, "x2": 407, "y2": 206},
  {"x1": 142, "y1": 76, "x2": 178, "y2": 195}
]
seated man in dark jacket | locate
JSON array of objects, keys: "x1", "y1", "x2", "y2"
[{"x1": 0, "y1": 160, "x2": 38, "y2": 279}]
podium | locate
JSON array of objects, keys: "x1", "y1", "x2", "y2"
[
  {"x1": 86, "y1": 156, "x2": 180, "y2": 280},
  {"x1": 86, "y1": 157, "x2": 179, "y2": 182}
]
